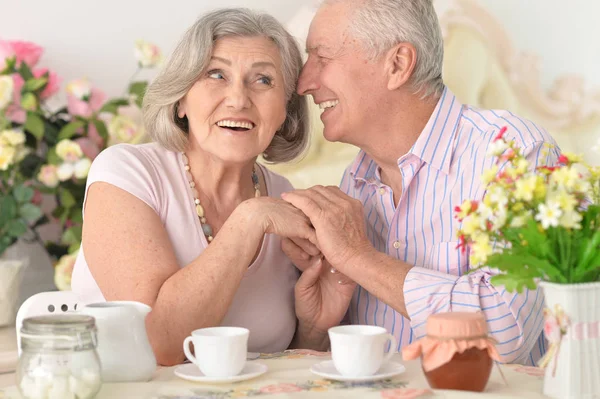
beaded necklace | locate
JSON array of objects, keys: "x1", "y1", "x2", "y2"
[{"x1": 181, "y1": 153, "x2": 260, "y2": 242}]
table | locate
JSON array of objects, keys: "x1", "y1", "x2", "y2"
[{"x1": 0, "y1": 348, "x2": 547, "y2": 398}]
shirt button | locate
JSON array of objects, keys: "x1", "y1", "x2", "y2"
[
  {"x1": 393, "y1": 241, "x2": 401, "y2": 249},
  {"x1": 379, "y1": 187, "x2": 386, "y2": 195}
]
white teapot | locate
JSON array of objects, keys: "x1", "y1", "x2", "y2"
[{"x1": 80, "y1": 301, "x2": 156, "y2": 382}]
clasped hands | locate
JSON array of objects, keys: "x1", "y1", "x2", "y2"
[{"x1": 278, "y1": 186, "x2": 375, "y2": 343}]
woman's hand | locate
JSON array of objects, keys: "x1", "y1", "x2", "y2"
[
  {"x1": 293, "y1": 257, "x2": 356, "y2": 349},
  {"x1": 240, "y1": 197, "x2": 318, "y2": 245}
]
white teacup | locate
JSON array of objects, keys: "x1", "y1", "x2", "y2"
[
  {"x1": 183, "y1": 327, "x2": 249, "y2": 377},
  {"x1": 328, "y1": 325, "x2": 397, "y2": 377}
]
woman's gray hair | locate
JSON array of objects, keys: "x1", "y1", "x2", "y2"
[
  {"x1": 143, "y1": 8, "x2": 309, "y2": 163},
  {"x1": 325, "y1": 0, "x2": 444, "y2": 99}
]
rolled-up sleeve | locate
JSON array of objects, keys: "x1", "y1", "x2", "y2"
[{"x1": 404, "y1": 140, "x2": 561, "y2": 364}]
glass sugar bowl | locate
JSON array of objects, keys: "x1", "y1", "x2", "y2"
[{"x1": 17, "y1": 314, "x2": 102, "y2": 399}]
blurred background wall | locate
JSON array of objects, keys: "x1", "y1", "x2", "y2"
[{"x1": 1, "y1": 0, "x2": 599, "y2": 299}]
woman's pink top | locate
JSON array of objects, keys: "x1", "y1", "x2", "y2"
[{"x1": 72, "y1": 143, "x2": 299, "y2": 353}]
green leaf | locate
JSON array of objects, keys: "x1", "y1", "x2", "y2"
[
  {"x1": 91, "y1": 119, "x2": 109, "y2": 142},
  {"x1": 47, "y1": 148, "x2": 61, "y2": 165},
  {"x1": 57, "y1": 120, "x2": 86, "y2": 141},
  {"x1": 128, "y1": 81, "x2": 148, "y2": 108},
  {"x1": 68, "y1": 242, "x2": 81, "y2": 254},
  {"x1": 6, "y1": 219, "x2": 27, "y2": 238},
  {"x1": 18, "y1": 153, "x2": 44, "y2": 179},
  {"x1": 17, "y1": 62, "x2": 34, "y2": 80},
  {"x1": 19, "y1": 203, "x2": 42, "y2": 223},
  {"x1": 69, "y1": 207, "x2": 83, "y2": 224},
  {"x1": 23, "y1": 77, "x2": 48, "y2": 92},
  {"x1": 0, "y1": 196, "x2": 18, "y2": 226},
  {"x1": 99, "y1": 98, "x2": 130, "y2": 114},
  {"x1": 61, "y1": 226, "x2": 82, "y2": 246},
  {"x1": 59, "y1": 189, "x2": 76, "y2": 208},
  {"x1": 24, "y1": 112, "x2": 45, "y2": 140},
  {"x1": 13, "y1": 185, "x2": 34, "y2": 203},
  {"x1": 490, "y1": 274, "x2": 537, "y2": 294},
  {"x1": 2, "y1": 57, "x2": 17, "y2": 73}
]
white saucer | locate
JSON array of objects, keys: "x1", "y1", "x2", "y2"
[
  {"x1": 174, "y1": 362, "x2": 268, "y2": 383},
  {"x1": 310, "y1": 360, "x2": 406, "y2": 382}
]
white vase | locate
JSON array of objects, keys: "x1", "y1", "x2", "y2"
[
  {"x1": 0, "y1": 247, "x2": 27, "y2": 327},
  {"x1": 540, "y1": 281, "x2": 600, "y2": 399}
]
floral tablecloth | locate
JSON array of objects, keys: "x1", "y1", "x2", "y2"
[{"x1": 0, "y1": 350, "x2": 547, "y2": 399}]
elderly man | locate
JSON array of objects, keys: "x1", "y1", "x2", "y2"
[{"x1": 284, "y1": 0, "x2": 560, "y2": 365}]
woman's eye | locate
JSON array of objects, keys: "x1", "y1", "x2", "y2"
[
  {"x1": 208, "y1": 70, "x2": 224, "y2": 79},
  {"x1": 257, "y1": 76, "x2": 272, "y2": 85}
]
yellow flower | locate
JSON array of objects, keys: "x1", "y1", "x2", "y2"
[
  {"x1": 66, "y1": 78, "x2": 91, "y2": 100},
  {"x1": 562, "y1": 152, "x2": 583, "y2": 163},
  {"x1": 482, "y1": 165, "x2": 499, "y2": 185},
  {"x1": 485, "y1": 185, "x2": 509, "y2": 206},
  {"x1": 549, "y1": 190, "x2": 578, "y2": 212},
  {"x1": 0, "y1": 75, "x2": 13, "y2": 110},
  {"x1": 54, "y1": 251, "x2": 78, "y2": 291},
  {"x1": 514, "y1": 175, "x2": 538, "y2": 201},
  {"x1": 559, "y1": 210, "x2": 583, "y2": 229},
  {"x1": 462, "y1": 215, "x2": 482, "y2": 235},
  {"x1": 512, "y1": 202, "x2": 525, "y2": 212},
  {"x1": 0, "y1": 145, "x2": 16, "y2": 170},
  {"x1": 515, "y1": 158, "x2": 529, "y2": 174},
  {"x1": 38, "y1": 164, "x2": 60, "y2": 188},
  {"x1": 510, "y1": 214, "x2": 529, "y2": 228},
  {"x1": 0, "y1": 129, "x2": 26, "y2": 146},
  {"x1": 534, "y1": 177, "x2": 547, "y2": 200},
  {"x1": 550, "y1": 166, "x2": 579, "y2": 191},
  {"x1": 55, "y1": 139, "x2": 83, "y2": 162},
  {"x1": 504, "y1": 165, "x2": 522, "y2": 180},
  {"x1": 108, "y1": 115, "x2": 144, "y2": 144},
  {"x1": 455, "y1": 200, "x2": 476, "y2": 220},
  {"x1": 134, "y1": 40, "x2": 164, "y2": 68},
  {"x1": 470, "y1": 232, "x2": 493, "y2": 265},
  {"x1": 74, "y1": 158, "x2": 92, "y2": 179}
]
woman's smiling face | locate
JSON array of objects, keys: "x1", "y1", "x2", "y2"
[{"x1": 178, "y1": 36, "x2": 287, "y2": 163}]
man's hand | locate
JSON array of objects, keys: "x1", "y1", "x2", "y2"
[
  {"x1": 281, "y1": 237, "x2": 321, "y2": 273},
  {"x1": 294, "y1": 256, "x2": 356, "y2": 349},
  {"x1": 281, "y1": 186, "x2": 373, "y2": 271}
]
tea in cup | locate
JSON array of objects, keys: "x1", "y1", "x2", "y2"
[
  {"x1": 328, "y1": 325, "x2": 397, "y2": 377},
  {"x1": 183, "y1": 326, "x2": 249, "y2": 377}
]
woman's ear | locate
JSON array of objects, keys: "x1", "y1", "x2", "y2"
[
  {"x1": 385, "y1": 42, "x2": 417, "y2": 91},
  {"x1": 177, "y1": 101, "x2": 187, "y2": 118}
]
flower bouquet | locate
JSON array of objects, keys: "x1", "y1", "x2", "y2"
[
  {"x1": 455, "y1": 126, "x2": 600, "y2": 398},
  {"x1": 0, "y1": 39, "x2": 163, "y2": 291}
]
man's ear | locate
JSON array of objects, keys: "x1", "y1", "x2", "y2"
[{"x1": 385, "y1": 42, "x2": 417, "y2": 91}]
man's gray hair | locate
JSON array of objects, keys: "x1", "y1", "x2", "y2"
[
  {"x1": 143, "y1": 8, "x2": 309, "y2": 163},
  {"x1": 324, "y1": 0, "x2": 444, "y2": 98}
]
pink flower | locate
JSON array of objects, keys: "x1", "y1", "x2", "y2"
[
  {"x1": 67, "y1": 87, "x2": 106, "y2": 118},
  {"x1": 0, "y1": 40, "x2": 43, "y2": 69},
  {"x1": 381, "y1": 388, "x2": 433, "y2": 399},
  {"x1": 75, "y1": 137, "x2": 101, "y2": 160},
  {"x1": 259, "y1": 383, "x2": 302, "y2": 394},
  {"x1": 493, "y1": 126, "x2": 508, "y2": 142},
  {"x1": 6, "y1": 73, "x2": 25, "y2": 124},
  {"x1": 33, "y1": 68, "x2": 61, "y2": 100}
]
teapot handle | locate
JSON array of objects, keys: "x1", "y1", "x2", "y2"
[{"x1": 183, "y1": 336, "x2": 198, "y2": 364}]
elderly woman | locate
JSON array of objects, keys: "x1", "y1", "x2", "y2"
[{"x1": 71, "y1": 8, "x2": 348, "y2": 366}]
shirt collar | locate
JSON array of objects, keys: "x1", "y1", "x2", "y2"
[
  {"x1": 349, "y1": 87, "x2": 464, "y2": 181},
  {"x1": 407, "y1": 87, "x2": 463, "y2": 175}
]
